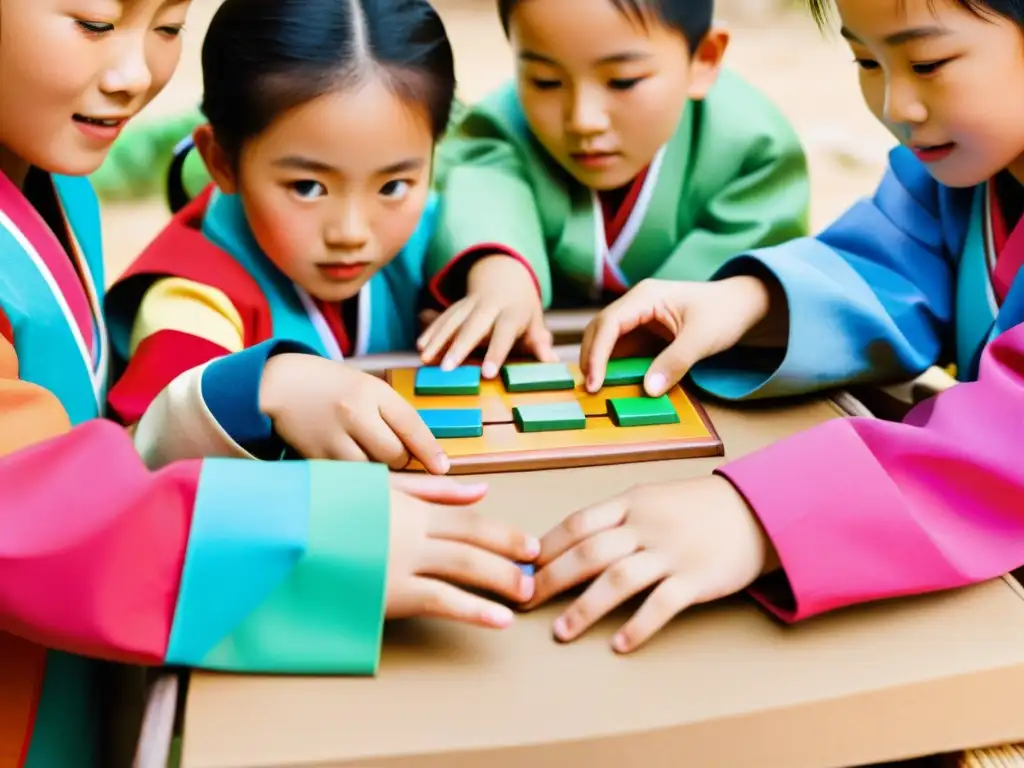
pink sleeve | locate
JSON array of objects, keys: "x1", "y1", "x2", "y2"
[{"x1": 717, "y1": 322, "x2": 1024, "y2": 622}]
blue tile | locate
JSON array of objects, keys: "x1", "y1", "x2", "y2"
[
  {"x1": 414, "y1": 365, "x2": 481, "y2": 395},
  {"x1": 518, "y1": 563, "x2": 535, "y2": 577},
  {"x1": 418, "y1": 408, "x2": 483, "y2": 438}
]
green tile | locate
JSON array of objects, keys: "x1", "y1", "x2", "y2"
[
  {"x1": 513, "y1": 401, "x2": 586, "y2": 433},
  {"x1": 608, "y1": 395, "x2": 679, "y2": 427},
  {"x1": 501, "y1": 362, "x2": 575, "y2": 392},
  {"x1": 603, "y1": 357, "x2": 654, "y2": 387}
]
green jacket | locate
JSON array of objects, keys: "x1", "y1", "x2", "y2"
[{"x1": 427, "y1": 71, "x2": 810, "y2": 307}]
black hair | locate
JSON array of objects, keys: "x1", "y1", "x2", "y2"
[
  {"x1": 497, "y1": 0, "x2": 713, "y2": 51},
  {"x1": 201, "y1": 0, "x2": 456, "y2": 163},
  {"x1": 805, "y1": 0, "x2": 1024, "y2": 29}
]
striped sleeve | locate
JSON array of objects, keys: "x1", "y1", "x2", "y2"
[
  {"x1": 108, "y1": 277, "x2": 315, "y2": 464},
  {"x1": 0, "y1": 327, "x2": 390, "y2": 675}
]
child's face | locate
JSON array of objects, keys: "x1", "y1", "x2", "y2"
[
  {"x1": 0, "y1": 0, "x2": 188, "y2": 178},
  {"x1": 508, "y1": 0, "x2": 727, "y2": 190},
  {"x1": 839, "y1": 0, "x2": 1024, "y2": 186},
  {"x1": 200, "y1": 78, "x2": 434, "y2": 303}
]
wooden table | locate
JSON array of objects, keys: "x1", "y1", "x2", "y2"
[{"x1": 129, "y1": 377, "x2": 1024, "y2": 768}]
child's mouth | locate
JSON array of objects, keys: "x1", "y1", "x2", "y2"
[
  {"x1": 911, "y1": 142, "x2": 956, "y2": 163},
  {"x1": 73, "y1": 114, "x2": 128, "y2": 142},
  {"x1": 317, "y1": 262, "x2": 368, "y2": 281},
  {"x1": 570, "y1": 151, "x2": 620, "y2": 170}
]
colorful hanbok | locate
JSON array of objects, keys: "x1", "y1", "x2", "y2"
[{"x1": 0, "y1": 169, "x2": 391, "y2": 767}]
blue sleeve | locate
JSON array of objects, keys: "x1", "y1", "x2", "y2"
[
  {"x1": 200, "y1": 339, "x2": 320, "y2": 458},
  {"x1": 691, "y1": 147, "x2": 957, "y2": 401}
]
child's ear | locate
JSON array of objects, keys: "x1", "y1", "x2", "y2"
[
  {"x1": 193, "y1": 123, "x2": 238, "y2": 194},
  {"x1": 686, "y1": 26, "x2": 730, "y2": 101}
]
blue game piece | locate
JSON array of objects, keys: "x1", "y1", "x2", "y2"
[
  {"x1": 418, "y1": 408, "x2": 483, "y2": 438},
  {"x1": 518, "y1": 563, "x2": 535, "y2": 577},
  {"x1": 414, "y1": 365, "x2": 481, "y2": 395}
]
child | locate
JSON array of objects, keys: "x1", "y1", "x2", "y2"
[
  {"x1": 104, "y1": 0, "x2": 460, "y2": 473},
  {"x1": 521, "y1": 0, "x2": 1024, "y2": 652},
  {"x1": 0, "y1": 0, "x2": 537, "y2": 763},
  {"x1": 416, "y1": 0, "x2": 811, "y2": 377}
]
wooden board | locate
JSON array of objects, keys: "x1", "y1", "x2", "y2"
[{"x1": 386, "y1": 363, "x2": 723, "y2": 473}]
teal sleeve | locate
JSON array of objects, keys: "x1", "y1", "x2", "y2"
[
  {"x1": 164, "y1": 459, "x2": 390, "y2": 675},
  {"x1": 427, "y1": 110, "x2": 553, "y2": 307},
  {"x1": 89, "y1": 109, "x2": 205, "y2": 201},
  {"x1": 652, "y1": 127, "x2": 810, "y2": 283}
]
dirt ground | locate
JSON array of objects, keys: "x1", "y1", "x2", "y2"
[{"x1": 100, "y1": 0, "x2": 897, "y2": 279}]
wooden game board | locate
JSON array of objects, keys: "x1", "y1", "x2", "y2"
[{"x1": 386, "y1": 362, "x2": 723, "y2": 474}]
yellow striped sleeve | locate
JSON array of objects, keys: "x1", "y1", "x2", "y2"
[{"x1": 129, "y1": 277, "x2": 246, "y2": 356}]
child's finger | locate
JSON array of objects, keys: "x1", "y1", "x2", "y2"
[
  {"x1": 480, "y1": 314, "x2": 522, "y2": 379},
  {"x1": 610, "y1": 574, "x2": 700, "y2": 654},
  {"x1": 440, "y1": 306, "x2": 499, "y2": 371},
  {"x1": 351, "y1": 414, "x2": 414, "y2": 470},
  {"x1": 325, "y1": 431, "x2": 370, "y2": 463},
  {"x1": 523, "y1": 316, "x2": 558, "y2": 363},
  {"x1": 390, "y1": 474, "x2": 488, "y2": 505},
  {"x1": 427, "y1": 505, "x2": 541, "y2": 563},
  {"x1": 409, "y1": 577, "x2": 515, "y2": 629},
  {"x1": 418, "y1": 302, "x2": 471, "y2": 361},
  {"x1": 645, "y1": 333, "x2": 701, "y2": 397},
  {"x1": 551, "y1": 551, "x2": 666, "y2": 642},
  {"x1": 524, "y1": 525, "x2": 637, "y2": 610},
  {"x1": 581, "y1": 304, "x2": 649, "y2": 393},
  {"x1": 380, "y1": 395, "x2": 450, "y2": 474},
  {"x1": 535, "y1": 495, "x2": 628, "y2": 566},
  {"x1": 422, "y1": 539, "x2": 534, "y2": 604}
]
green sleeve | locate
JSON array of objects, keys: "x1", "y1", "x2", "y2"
[
  {"x1": 165, "y1": 460, "x2": 390, "y2": 675},
  {"x1": 89, "y1": 108, "x2": 205, "y2": 201},
  {"x1": 654, "y1": 122, "x2": 810, "y2": 282},
  {"x1": 427, "y1": 100, "x2": 553, "y2": 307}
]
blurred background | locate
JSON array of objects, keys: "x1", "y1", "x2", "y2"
[{"x1": 99, "y1": 0, "x2": 897, "y2": 279}]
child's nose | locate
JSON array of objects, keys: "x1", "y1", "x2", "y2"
[
  {"x1": 566, "y1": 90, "x2": 610, "y2": 137},
  {"x1": 99, "y1": 34, "x2": 153, "y2": 100}
]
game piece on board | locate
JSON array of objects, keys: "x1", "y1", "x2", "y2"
[
  {"x1": 417, "y1": 408, "x2": 483, "y2": 438},
  {"x1": 604, "y1": 357, "x2": 654, "y2": 387},
  {"x1": 414, "y1": 365, "x2": 481, "y2": 396},
  {"x1": 501, "y1": 362, "x2": 575, "y2": 392},
  {"x1": 513, "y1": 401, "x2": 586, "y2": 433},
  {"x1": 608, "y1": 395, "x2": 680, "y2": 427}
]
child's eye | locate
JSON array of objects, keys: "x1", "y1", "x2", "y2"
[
  {"x1": 156, "y1": 25, "x2": 184, "y2": 38},
  {"x1": 76, "y1": 20, "x2": 115, "y2": 35},
  {"x1": 608, "y1": 77, "x2": 644, "y2": 91},
  {"x1": 290, "y1": 180, "x2": 326, "y2": 199},
  {"x1": 853, "y1": 57, "x2": 880, "y2": 71},
  {"x1": 529, "y1": 78, "x2": 562, "y2": 91},
  {"x1": 912, "y1": 58, "x2": 952, "y2": 75},
  {"x1": 380, "y1": 179, "x2": 411, "y2": 200}
]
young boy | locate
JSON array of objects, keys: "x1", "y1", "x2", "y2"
[{"x1": 415, "y1": 0, "x2": 811, "y2": 376}]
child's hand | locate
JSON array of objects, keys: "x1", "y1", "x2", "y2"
[
  {"x1": 386, "y1": 473, "x2": 539, "y2": 628},
  {"x1": 522, "y1": 476, "x2": 780, "y2": 653},
  {"x1": 260, "y1": 353, "x2": 450, "y2": 473},
  {"x1": 417, "y1": 254, "x2": 558, "y2": 378},
  {"x1": 580, "y1": 276, "x2": 775, "y2": 395}
]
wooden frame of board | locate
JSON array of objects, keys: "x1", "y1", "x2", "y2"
[{"x1": 385, "y1": 363, "x2": 724, "y2": 474}]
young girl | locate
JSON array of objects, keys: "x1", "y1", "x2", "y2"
[
  {"x1": 0, "y1": 0, "x2": 537, "y2": 763},
  {"x1": 520, "y1": 0, "x2": 1024, "y2": 652},
  {"x1": 104, "y1": 0, "x2": 460, "y2": 473},
  {"x1": 415, "y1": 0, "x2": 811, "y2": 378}
]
